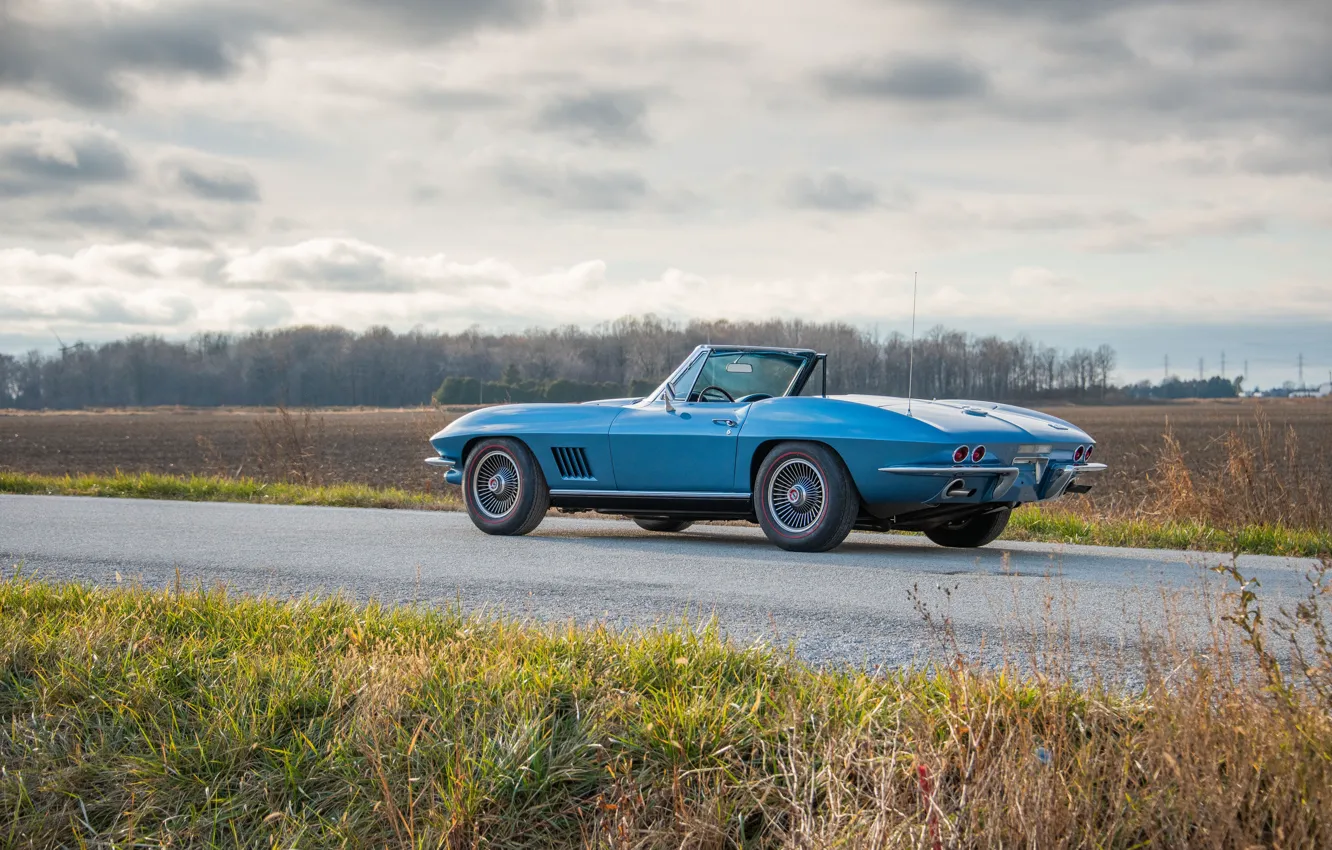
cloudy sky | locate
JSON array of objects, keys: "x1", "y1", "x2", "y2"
[{"x1": 1, "y1": 0, "x2": 1330, "y2": 386}]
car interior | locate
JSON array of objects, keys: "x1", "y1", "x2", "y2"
[{"x1": 676, "y1": 351, "x2": 809, "y2": 403}]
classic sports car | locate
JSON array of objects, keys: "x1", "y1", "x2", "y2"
[{"x1": 426, "y1": 345, "x2": 1104, "y2": 552}]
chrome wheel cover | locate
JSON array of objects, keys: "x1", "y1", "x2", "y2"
[
  {"x1": 471, "y1": 449, "x2": 521, "y2": 519},
  {"x1": 766, "y1": 457, "x2": 826, "y2": 534}
]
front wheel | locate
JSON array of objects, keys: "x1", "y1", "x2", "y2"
[
  {"x1": 462, "y1": 438, "x2": 549, "y2": 536},
  {"x1": 754, "y1": 441, "x2": 859, "y2": 552},
  {"x1": 923, "y1": 508, "x2": 1011, "y2": 548},
  {"x1": 632, "y1": 516, "x2": 694, "y2": 533}
]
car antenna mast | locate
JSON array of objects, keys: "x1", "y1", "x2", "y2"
[{"x1": 907, "y1": 271, "x2": 917, "y2": 417}]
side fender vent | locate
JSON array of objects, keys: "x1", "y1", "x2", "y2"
[{"x1": 552, "y1": 447, "x2": 595, "y2": 480}]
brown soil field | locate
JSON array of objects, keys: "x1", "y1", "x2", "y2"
[
  {"x1": 0, "y1": 407, "x2": 457, "y2": 492},
  {"x1": 1042, "y1": 398, "x2": 1332, "y2": 515},
  {"x1": 3, "y1": 399, "x2": 1330, "y2": 519}
]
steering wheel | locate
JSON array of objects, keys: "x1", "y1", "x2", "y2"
[{"x1": 697, "y1": 385, "x2": 735, "y2": 402}]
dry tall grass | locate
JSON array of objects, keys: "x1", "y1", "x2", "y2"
[
  {"x1": 3, "y1": 560, "x2": 1330, "y2": 848},
  {"x1": 1148, "y1": 409, "x2": 1332, "y2": 530},
  {"x1": 1034, "y1": 408, "x2": 1331, "y2": 546},
  {"x1": 251, "y1": 407, "x2": 329, "y2": 484}
]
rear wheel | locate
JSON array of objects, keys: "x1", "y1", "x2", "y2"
[
  {"x1": 632, "y1": 516, "x2": 694, "y2": 533},
  {"x1": 754, "y1": 441, "x2": 859, "y2": 552},
  {"x1": 923, "y1": 508, "x2": 1011, "y2": 548},
  {"x1": 462, "y1": 438, "x2": 549, "y2": 536}
]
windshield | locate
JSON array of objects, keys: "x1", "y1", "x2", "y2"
[{"x1": 684, "y1": 350, "x2": 808, "y2": 401}]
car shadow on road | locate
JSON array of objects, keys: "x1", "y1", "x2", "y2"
[{"x1": 525, "y1": 523, "x2": 1071, "y2": 576}]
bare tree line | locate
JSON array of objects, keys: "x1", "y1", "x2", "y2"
[{"x1": 0, "y1": 316, "x2": 1118, "y2": 409}]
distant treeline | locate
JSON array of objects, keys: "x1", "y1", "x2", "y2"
[
  {"x1": 1124, "y1": 376, "x2": 1240, "y2": 400},
  {"x1": 433, "y1": 374, "x2": 655, "y2": 405},
  {"x1": 0, "y1": 315, "x2": 1126, "y2": 409}
]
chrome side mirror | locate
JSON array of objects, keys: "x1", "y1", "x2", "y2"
[{"x1": 659, "y1": 389, "x2": 675, "y2": 413}]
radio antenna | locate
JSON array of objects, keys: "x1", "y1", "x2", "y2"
[{"x1": 907, "y1": 272, "x2": 917, "y2": 416}]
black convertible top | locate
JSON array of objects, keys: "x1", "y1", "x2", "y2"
[{"x1": 699, "y1": 344, "x2": 819, "y2": 357}]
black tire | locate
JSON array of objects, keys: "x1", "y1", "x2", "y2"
[
  {"x1": 632, "y1": 516, "x2": 694, "y2": 533},
  {"x1": 754, "y1": 441, "x2": 859, "y2": 552},
  {"x1": 923, "y1": 508, "x2": 1011, "y2": 548},
  {"x1": 461, "y1": 438, "x2": 549, "y2": 536}
]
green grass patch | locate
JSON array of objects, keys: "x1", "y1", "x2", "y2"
[
  {"x1": 1009, "y1": 505, "x2": 1331, "y2": 557},
  {"x1": 0, "y1": 470, "x2": 460, "y2": 511},
  {"x1": 2, "y1": 575, "x2": 1329, "y2": 847}
]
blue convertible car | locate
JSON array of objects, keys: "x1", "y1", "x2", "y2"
[{"x1": 426, "y1": 345, "x2": 1104, "y2": 552}]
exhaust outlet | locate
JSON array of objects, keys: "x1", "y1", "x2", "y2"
[{"x1": 944, "y1": 478, "x2": 976, "y2": 498}]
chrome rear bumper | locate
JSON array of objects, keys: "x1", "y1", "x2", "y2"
[
  {"x1": 879, "y1": 462, "x2": 1106, "y2": 500},
  {"x1": 878, "y1": 465, "x2": 1020, "y2": 476}
]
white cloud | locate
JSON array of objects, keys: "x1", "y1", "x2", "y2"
[
  {"x1": 0, "y1": 0, "x2": 1327, "y2": 360},
  {"x1": 2, "y1": 241, "x2": 1329, "y2": 346},
  {"x1": 0, "y1": 286, "x2": 197, "y2": 326}
]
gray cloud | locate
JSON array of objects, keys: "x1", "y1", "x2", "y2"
[
  {"x1": 231, "y1": 242, "x2": 411, "y2": 292},
  {"x1": 55, "y1": 202, "x2": 211, "y2": 240},
  {"x1": 0, "y1": 122, "x2": 135, "y2": 196},
  {"x1": 922, "y1": 0, "x2": 1172, "y2": 24},
  {"x1": 0, "y1": 4, "x2": 278, "y2": 109},
  {"x1": 315, "y1": 0, "x2": 544, "y2": 44},
  {"x1": 1236, "y1": 142, "x2": 1332, "y2": 177},
  {"x1": 1081, "y1": 210, "x2": 1267, "y2": 253},
  {"x1": 0, "y1": 0, "x2": 546, "y2": 109},
  {"x1": 786, "y1": 171, "x2": 882, "y2": 212},
  {"x1": 534, "y1": 90, "x2": 651, "y2": 146},
  {"x1": 821, "y1": 55, "x2": 989, "y2": 101},
  {"x1": 166, "y1": 158, "x2": 262, "y2": 202},
  {"x1": 492, "y1": 156, "x2": 650, "y2": 210},
  {"x1": 404, "y1": 86, "x2": 513, "y2": 112}
]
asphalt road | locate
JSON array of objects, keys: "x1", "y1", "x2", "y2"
[{"x1": 2, "y1": 495, "x2": 1321, "y2": 670}]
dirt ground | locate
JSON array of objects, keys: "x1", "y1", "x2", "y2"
[
  {"x1": 3, "y1": 400, "x2": 1330, "y2": 510},
  {"x1": 0, "y1": 407, "x2": 457, "y2": 491}
]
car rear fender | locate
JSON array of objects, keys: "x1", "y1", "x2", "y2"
[{"x1": 735, "y1": 397, "x2": 944, "y2": 497}]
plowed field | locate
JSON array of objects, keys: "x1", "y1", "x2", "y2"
[{"x1": 3, "y1": 400, "x2": 1330, "y2": 515}]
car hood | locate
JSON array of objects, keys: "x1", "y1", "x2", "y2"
[{"x1": 828, "y1": 394, "x2": 1093, "y2": 444}]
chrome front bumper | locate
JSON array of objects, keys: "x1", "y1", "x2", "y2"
[{"x1": 424, "y1": 456, "x2": 462, "y2": 485}]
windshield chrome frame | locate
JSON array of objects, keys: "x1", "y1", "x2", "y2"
[
  {"x1": 634, "y1": 345, "x2": 820, "y2": 408},
  {"x1": 634, "y1": 345, "x2": 708, "y2": 408}
]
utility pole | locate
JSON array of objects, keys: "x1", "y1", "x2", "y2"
[
  {"x1": 1164, "y1": 355, "x2": 1169, "y2": 380},
  {"x1": 1298, "y1": 353, "x2": 1304, "y2": 388},
  {"x1": 1221, "y1": 351, "x2": 1226, "y2": 378},
  {"x1": 1198, "y1": 357, "x2": 1204, "y2": 381},
  {"x1": 1244, "y1": 359, "x2": 1249, "y2": 379}
]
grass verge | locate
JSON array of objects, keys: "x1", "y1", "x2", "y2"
[
  {"x1": 0, "y1": 470, "x2": 459, "y2": 511},
  {"x1": 1009, "y1": 505, "x2": 1332, "y2": 557},
  {"x1": 2, "y1": 573, "x2": 1330, "y2": 847},
  {"x1": 2, "y1": 470, "x2": 1327, "y2": 556}
]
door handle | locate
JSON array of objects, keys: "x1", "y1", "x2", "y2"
[{"x1": 712, "y1": 418, "x2": 738, "y2": 427}]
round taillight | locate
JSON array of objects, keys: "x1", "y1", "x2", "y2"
[
  {"x1": 1084, "y1": 444, "x2": 1094, "y2": 461},
  {"x1": 953, "y1": 446, "x2": 969, "y2": 464},
  {"x1": 1073, "y1": 445, "x2": 1085, "y2": 462},
  {"x1": 971, "y1": 445, "x2": 985, "y2": 463}
]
